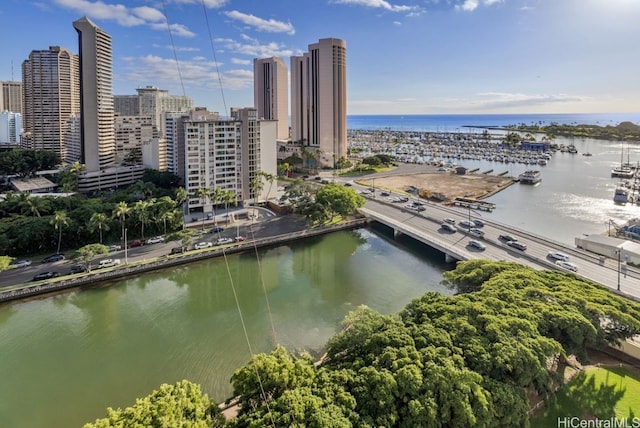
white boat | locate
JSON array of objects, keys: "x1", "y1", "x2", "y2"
[
  {"x1": 611, "y1": 167, "x2": 634, "y2": 179},
  {"x1": 613, "y1": 187, "x2": 629, "y2": 204},
  {"x1": 518, "y1": 170, "x2": 542, "y2": 184}
]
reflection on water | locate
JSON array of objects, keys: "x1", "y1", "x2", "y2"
[{"x1": 0, "y1": 228, "x2": 452, "y2": 428}]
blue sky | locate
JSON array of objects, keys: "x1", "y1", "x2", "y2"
[{"x1": 1, "y1": 0, "x2": 639, "y2": 115}]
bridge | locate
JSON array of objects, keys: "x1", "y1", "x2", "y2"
[{"x1": 358, "y1": 196, "x2": 640, "y2": 302}]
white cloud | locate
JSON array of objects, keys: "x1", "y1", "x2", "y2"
[
  {"x1": 215, "y1": 37, "x2": 294, "y2": 57},
  {"x1": 330, "y1": 0, "x2": 420, "y2": 13},
  {"x1": 132, "y1": 6, "x2": 165, "y2": 22},
  {"x1": 455, "y1": 0, "x2": 503, "y2": 12},
  {"x1": 223, "y1": 10, "x2": 295, "y2": 35},
  {"x1": 149, "y1": 22, "x2": 196, "y2": 38},
  {"x1": 168, "y1": 0, "x2": 228, "y2": 7},
  {"x1": 231, "y1": 58, "x2": 252, "y2": 65},
  {"x1": 473, "y1": 92, "x2": 586, "y2": 109}
]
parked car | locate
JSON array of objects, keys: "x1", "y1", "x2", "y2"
[
  {"x1": 13, "y1": 259, "x2": 32, "y2": 268},
  {"x1": 216, "y1": 237, "x2": 233, "y2": 245},
  {"x1": 128, "y1": 240, "x2": 144, "y2": 248},
  {"x1": 211, "y1": 226, "x2": 224, "y2": 233},
  {"x1": 33, "y1": 271, "x2": 59, "y2": 281},
  {"x1": 146, "y1": 236, "x2": 165, "y2": 245},
  {"x1": 547, "y1": 251, "x2": 570, "y2": 262},
  {"x1": 234, "y1": 236, "x2": 247, "y2": 242},
  {"x1": 68, "y1": 264, "x2": 88, "y2": 275},
  {"x1": 42, "y1": 254, "x2": 65, "y2": 263},
  {"x1": 98, "y1": 259, "x2": 121, "y2": 268},
  {"x1": 468, "y1": 240, "x2": 486, "y2": 251},
  {"x1": 441, "y1": 223, "x2": 457, "y2": 233},
  {"x1": 170, "y1": 247, "x2": 185, "y2": 255},
  {"x1": 555, "y1": 260, "x2": 578, "y2": 272},
  {"x1": 108, "y1": 244, "x2": 122, "y2": 252},
  {"x1": 507, "y1": 241, "x2": 527, "y2": 251},
  {"x1": 499, "y1": 234, "x2": 517, "y2": 242},
  {"x1": 194, "y1": 241, "x2": 213, "y2": 250}
]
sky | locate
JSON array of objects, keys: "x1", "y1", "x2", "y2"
[{"x1": 1, "y1": 0, "x2": 639, "y2": 115}]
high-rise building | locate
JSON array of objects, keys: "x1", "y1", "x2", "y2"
[
  {"x1": 290, "y1": 38, "x2": 347, "y2": 168},
  {"x1": 114, "y1": 86, "x2": 193, "y2": 138},
  {"x1": 1, "y1": 81, "x2": 23, "y2": 114},
  {"x1": 114, "y1": 114, "x2": 158, "y2": 163},
  {"x1": 73, "y1": 16, "x2": 115, "y2": 172},
  {"x1": 0, "y1": 111, "x2": 21, "y2": 144},
  {"x1": 21, "y1": 46, "x2": 80, "y2": 158},
  {"x1": 253, "y1": 57, "x2": 288, "y2": 140}
]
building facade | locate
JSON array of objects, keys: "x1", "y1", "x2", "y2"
[
  {"x1": 290, "y1": 38, "x2": 347, "y2": 168},
  {"x1": 114, "y1": 114, "x2": 159, "y2": 164},
  {"x1": 1, "y1": 81, "x2": 22, "y2": 114},
  {"x1": 0, "y1": 111, "x2": 22, "y2": 144},
  {"x1": 253, "y1": 57, "x2": 288, "y2": 140},
  {"x1": 73, "y1": 16, "x2": 115, "y2": 172},
  {"x1": 21, "y1": 46, "x2": 80, "y2": 158}
]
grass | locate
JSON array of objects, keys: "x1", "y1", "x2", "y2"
[{"x1": 531, "y1": 365, "x2": 640, "y2": 427}]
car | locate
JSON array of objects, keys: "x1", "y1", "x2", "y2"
[
  {"x1": 68, "y1": 264, "x2": 88, "y2": 275},
  {"x1": 194, "y1": 241, "x2": 213, "y2": 250},
  {"x1": 314, "y1": 176, "x2": 322, "y2": 181},
  {"x1": 443, "y1": 218, "x2": 456, "y2": 225},
  {"x1": 468, "y1": 240, "x2": 486, "y2": 251},
  {"x1": 412, "y1": 201, "x2": 424, "y2": 206},
  {"x1": 170, "y1": 246, "x2": 185, "y2": 255},
  {"x1": 146, "y1": 236, "x2": 165, "y2": 244},
  {"x1": 235, "y1": 236, "x2": 247, "y2": 242},
  {"x1": 380, "y1": 191, "x2": 390, "y2": 197},
  {"x1": 360, "y1": 189, "x2": 372, "y2": 195},
  {"x1": 405, "y1": 204, "x2": 419, "y2": 210},
  {"x1": 458, "y1": 220, "x2": 474, "y2": 229},
  {"x1": 13, "y1": 259, "x2": 32, "y2": 268},
  {"x1": 108, "y1": 244, "x2": 122, "y2": 252},
  {"x1": 441, "y1": 223, "x2": 457, "y2": 233},
  {"x1": 499, "y1": 234, "x2": 517, "y2": 242},
  {"x1": 469, "y1": 228, "x2": 485, "y2": 238},
  {"x1": 556, "y1": 260, "x2": 578, "y2": 272},
  {"x1": 343, "y1": 182, "x2": 352, "y2": 187},
  {"x1": 42, "y1": 254, "x2": 65, "y2": 263},
  {"x1": 98, "y1": 259, "x2": 121, "y2": 268},
  {"x1": 473, "y1": 219, "x2": 485, "y2": 227},
  {"x1": 302, "y1": 175, "x2": 309, "y2": 179},
  {"x1": 548, "y1": 251, "x2": 570, "y2": 262},
  {"x1": 507, "y1": 241, "x2": 527, "y2": 251},
  {"x1": 128, "y1": 240, "x2": 144, "y2": 248},
  {"x1": 320, "y1": 179, "x2": 330, "y2": 184},
  {"x1": 33, "y1": 271, "x2": 59, "y2": 281},
  {"x1": 216, "y1": 237, "x2": 233, "y2": 245},
  {"x1": 398, "y1": 196, "x2": 409, "y2": 202}
]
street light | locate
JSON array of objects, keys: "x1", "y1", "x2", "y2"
[
  {"x1": 124, "y1": 228, "x2": 128, "y2": 265},
  {"x1": 615, "y1": 248, "x2": 621, "y2": 291}
]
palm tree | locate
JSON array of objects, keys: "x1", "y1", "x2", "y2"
[
  {"x1": 24, "y1": 196, "x2": 46, "y2": 217},
  {"x1": 51, "y1": 210, "x2": 69, "y2": 254},
  {"x1": 154, "y1": 196, "x2": 177, "y2": 235},
  {"x1": 220, "y1": 189, "x2": 237, "y2": 223},
  {"x1": 195, "y1": 187, "x2": 210, "y2": 231},
  {"x1": 250, "y1": 175, "x2": 264, "y2": 220},
  {"x1": 89, "y1": 212, "x2": 110, "y2": 244},
  {"x1": 133, "y1": 199, "x2": 153, "y2": 240},
  {"x1": 174, "y1": 187, "x2": 188, "y2": 229},
  {"x1": 259, "y1": 171, "x2": 277, "y2": 203},
  {"x1": 112, "y1": 201, "x2": 130, "y2": 249},
  {"x1": 209, "y1": 187, "x2": 223, "y2": 225}
]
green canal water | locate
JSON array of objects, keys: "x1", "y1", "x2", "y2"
[{"x1": 0, "y1": 228, "x2": 454, "y2": 427}]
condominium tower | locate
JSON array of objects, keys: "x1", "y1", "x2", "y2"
[
  {"x1": 290, "y1": 38, "x2": 347, "y2": 168},
  {"x1": 73, "y1": 16, "x2": 115, "y2": 172},
  {"x1": 21, "y1": 46, "x2": 80, "y2": 158},
  {"x1": 253, "y1": 57, "x2": 288, "y2": 140},
  {"x1": 1, "y1": 81, "x2": 23, "y2": 114}
]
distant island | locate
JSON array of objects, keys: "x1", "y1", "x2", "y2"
[{"x1": 503, "y1": 120, "x2": 640, "y2": 141}]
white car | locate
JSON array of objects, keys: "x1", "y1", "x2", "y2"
[
  {"x1": 441, "y1": 223, "x2": 457, "y2": 233},
  {"x1": 194, "y1": 241, "x2": 213, "y2": 250},
  {"x1": 459, "y1": 220, "x2": 475, "y2": 229},
  {"x1": 216, "y1": 237, "x2": 233, "y2": 245},
  {"x1": 146, "y1": 236, "x2": 165, "y2": 245},
  {"x1": 98, "y1": 258, "x2": 121, "y2": 268},
  {"x1": 548, "y1": 251, "x2": 569, "y2": 262},
  {"x1": 556, "y1": 260, "x2": 578, "y2": 272},
  {"x1": 468, "y1": 240, "x2": 486, "y2": 251},
  {"x1": 469, "y1": 228, "x2": 485, "y2": 238},
  {"x1": 13, "y1": 259, "x2": 32, "y2": 268},
  {"x1": 443, "y1": 218, "x2": 456, "y2": 225}
]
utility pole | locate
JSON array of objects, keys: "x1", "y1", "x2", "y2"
[{"x1": 615, "y1": 248, "x2": 621, "y2": 291}]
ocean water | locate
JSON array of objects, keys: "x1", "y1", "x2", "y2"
[{"x1": 347, "y1": 113, "x2": 640, "y2": 132}]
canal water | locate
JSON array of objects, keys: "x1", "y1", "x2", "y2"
[{"x1": 0, "y1": 228, "x2": 453, "y2": 428}]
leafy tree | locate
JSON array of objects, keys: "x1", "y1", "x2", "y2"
[
  {"x1": 335, "y1": 156, "x2": 352, "y2": 170},
  {"x1": 195, "y1": 187, "x2": 210, "y2": 230},
  {"x1": 133, "y1": 199, "x2": 153, "y2": 240},
  {"x1": 112, "y1": 201, "x2": 130, "y2": 248},
  {"x1": 51, "y1": 210, "x2": 69, "y2": 254},
  {"x1": 0, "y1": 255, "x2": 13, "y2": 272},
  {"x1": 315, "y1": 184, "x2": 366, "y2": 220},
  {"x1": 83, "y1": 380, "x2": 224, "y2": 428},
  {"x1": 74, "y1": 244, "x2": 108, "y2": 271},
  {"x1": 142, "y1": 169, "x2": 181, "y2": 189}
]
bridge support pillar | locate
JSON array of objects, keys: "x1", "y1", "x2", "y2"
[{"x1": 445, "y1": 253, "x2": 456, "y2": 263}]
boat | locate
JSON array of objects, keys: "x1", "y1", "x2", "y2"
[
  {"x1": 568, "y1": 145, "x2": 578, "y2": 154},
  {"x1": 582, "y1": 152, "x2": 592, "y2": 157},
  {"x1": 613, "y1": 186, "x2": 629, "y2": 204},
  {"x1": 518, "y1": 170, "x2": 542, "y2": 184},
  {"x1": 611, "y1": 167, "x2": 634, "y2": 179}
]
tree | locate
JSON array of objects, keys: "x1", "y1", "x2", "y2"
[
  {"x1": 83, "y1": 380, "x2": 224, "y2": 428},
  {"x1": 112, "y1": 201, "x2": 130, "y2": 249},
  {"x1": 220, "y1": 188, "x2": 237, "y2": 223},
  {"x1": 250, "y1": 175, "x2": 264, "y2": 219},
  {"x1": 209, "y1": 187, "x2": 223, "y2": 225},
  {"x1": 132, "y1": 199, "x2": 153, "y2": 240},
  {"x1": 89, "y1": 213, "x2": 110, "y2": 244},
  {"x1": 0, "y1": 256, "x2": 13, "y2": 272},
  {"x1": 315, "y1": 184, "x2": 366, "y2": 221},
  {"x1": 74, "y1": 244, "x2": 109, "y2": 271},
  {"x1": 51, "y1": 210, "x2": 69, "y2": 254},
  {"x1": 277, "y1": 162, "x2": 292, "y2": 177},
  {"x1": 258, "y1": 170, "x2": 277, "y2": 202},
  {"x1": 21, "y1": 195, "x2": 50, "y2": 217},
  {"x1": 195, "y1": 187, "x2": 210, "y2": 231}
]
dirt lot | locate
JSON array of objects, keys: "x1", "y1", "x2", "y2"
[{"x1": 369, "y1": 170, "x2": 515, "y2": 202}]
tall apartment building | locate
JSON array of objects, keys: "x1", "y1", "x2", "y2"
[
  {"x1": 114, "y1": 114, "x2": 158, "y2": 163},
  {"x1": 21, "y1": 46, "x2": 80, "y2": 158},
  {"x1": 179, "y1": 107, "x2": 276, "y2": 214},
  {"x1": 0, "y1": 111, "x2": 21, "y2": 144},
  {"x1": 73, "y1": 16, "x2": 115, "y2": 172},
  {"x1": 290, "y1": 38, "x2": 347, "y2": 168},
  {"x1": 1, "y1": 81, "x2": 23, "y2": 114},
  {"x1": 114, "y1": 86, "x2": 193, "y2": 137},
  {"x1": 253, "y1": 57, "x2": 288, "y2": 140}
]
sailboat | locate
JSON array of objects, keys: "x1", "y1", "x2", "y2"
[{"x1": 611, "y1": 142, "x2": 634, "y2": 178}]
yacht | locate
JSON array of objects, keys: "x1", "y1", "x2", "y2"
[
  {"x1": 613, "y1": 186, "x2": 629, "y2": 204},
  {"x1": 611, "y1": 167, "x2": 634, "y2": 179},
  {"x1": 518, "y1": 170, "x2": 542, "y2": 184}
]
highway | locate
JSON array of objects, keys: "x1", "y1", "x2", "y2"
[{"x1": 357, "y1": 188, "x2": 640, "y2": 301}]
